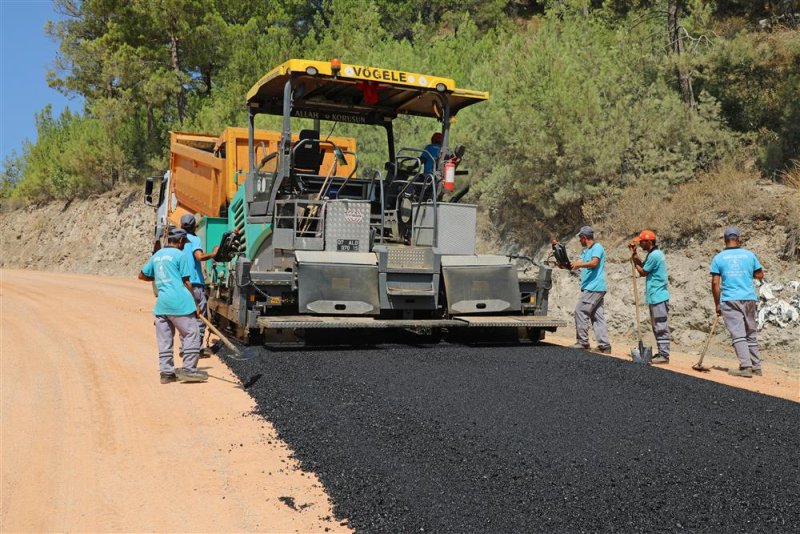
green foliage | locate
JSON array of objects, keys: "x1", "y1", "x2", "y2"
[
  {"x1": 5, "y1": 0, "x2": 797, "y2": 256},
  {"x1": 10, "y1": 105, "x2": 132, "y2": 201},
  {"x1": 697, "y1": 28, "x2": 800, "y2": 174},
  {"x1": 465, "y1": 12, "x2": 736, "y2": 246},
  {"x1": 1, "y1": 151, "x2": 25, "y2": 199}
]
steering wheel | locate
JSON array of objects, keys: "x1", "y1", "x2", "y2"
[{"x1": 397, "y1": 157, "x2": 421, "y2": 174}]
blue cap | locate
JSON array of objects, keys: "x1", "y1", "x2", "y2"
[
  {"x1": 577, "y1": 225, "x2": 594, "y2": 238},
  {"x1": 168, "y1": 227, "x2": 187, "y2": 240},
  {"x1": 723, "y1": 226, "x2": 740, "y2": 239},
  {"x1": 180, "y1": 214, "x2": 196, "y2": 228}
]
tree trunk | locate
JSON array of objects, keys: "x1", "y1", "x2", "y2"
[
  {"x1": 668, "y1": 0, "x2": 696, "y2": 109},
  {"x1": 146, "y1": 103, "x2": 154, "y2": 138},
  {"x1": 170, "y1": 33, "x2": 185, "y2": 124},
  {"x1": 203, "y1": 66, "x2": 212, "y2": 96}
]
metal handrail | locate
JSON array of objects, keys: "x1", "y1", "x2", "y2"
[
  {"x1": 365, "y1": 170, "x2": 386, "y2": 245},
  {"x1": 319, "y1": 150, "x2": 359, "y2": 199},
  {"x1": 291, "y1": 139, "x2": 360, "y2": 180},
  {"x1": 422, "y1": 173, "x2": 438, "y2": 248},
  {"x1": 274, "y1": 199, "x2": 326, "y2": 237},
  {"x1": 396, "y1": 146, "x2": 435, "y2": 170}
]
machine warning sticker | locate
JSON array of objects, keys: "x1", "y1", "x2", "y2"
[
  {"x1": 344, "y1": 209, "x2": 364, "y2": 223},
  {"x1": 337, "y1": 239, "x2": 360, "y2": 251}
]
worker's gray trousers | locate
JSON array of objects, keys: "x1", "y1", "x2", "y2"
[
  {"x1": 155, "y1": 314, "x2": 200, "y2": 374},
  {"x1": 575, "y1": 290, "x2": 610, "y2": 349},
  {"x1": 191, "y1": 286, "x2": 207, "y2": 342},
  {"x1": 720, "y1": 300, "x2": 761, "y2": 370},
  {"x1": 648, "y1": 300, "x2": 670, "y2": 357}
]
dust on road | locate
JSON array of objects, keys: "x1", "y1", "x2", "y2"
[{"x1": 1, "y1": 269, "x2": 347, "y2": 532}]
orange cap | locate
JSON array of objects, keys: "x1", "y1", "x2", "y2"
[{"x1": 636, "y1": 230, "x2": 656, "y2": 242}]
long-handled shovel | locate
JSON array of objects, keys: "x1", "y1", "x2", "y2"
[
  {"x1": 198, "y1": 314, "x2": 259, "y2": 361},
  {"x1": 629, "y1": 260, "x2": 653, "y2": 364},
  {"x1": 692, "y1": 315, "x2": 719, "y2": 372}
]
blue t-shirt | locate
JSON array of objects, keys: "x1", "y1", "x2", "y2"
[
  {"x1": 183, "y1": 233, "x2": 205, "y2": 286},
  {"x1": 580, "y1": 242, "x2": 607, "y2": 292},
  {"x1": 642, "y1": 248, "x2": 670, "y2": 305},
  {"x1": 421, "y1": 143, "x2": 441, "y2": 174},
  {"x1": 141, "y1": 247, "x2": 196, "y2": 316},
  {"x1": 709, "y1": 247, "x2": 763, "y2": 301}
]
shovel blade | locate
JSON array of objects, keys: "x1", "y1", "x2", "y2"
[
  {"x1": 639, "y1": 340, "x2": 653, "y2": 364},
  {"x1": 631, "y1": 342, "x2": 653, "y2": 364},
  {"x1": 239, "y1": 346, "x2": 262, "y2": 360}
]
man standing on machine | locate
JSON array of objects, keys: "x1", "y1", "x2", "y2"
[
  {"x1": 630, "y1": 230, "x2": 671, "y2": 364},
  {"x1": 568, "y1": 226, "x2": 612, "y2": 353},
  {"x1": 710, "y1": 227, "x2": 764, "y2": 378},
  {"x1": 420, "y1": 132, "x2": 443, "y2": 175}
]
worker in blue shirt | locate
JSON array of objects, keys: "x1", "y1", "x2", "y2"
[
  {"x1": 630, "y1": 230, "x2": 671, "y2": 364},
  {"x1": 710, "y1": 227, "x2": 764, "y2": 378},
  {"x1": 567, "y1": 226, "x2": 611, "y2": 353},
  {"x1": 421, "y1": 132, "x2": 442, "y2": 175},
  {"x1": 139, "y1": 227, "x2": 207, "y2": 383},
  {"x1": 180, "y1": 214, "x2": 218, "y2": 357}
]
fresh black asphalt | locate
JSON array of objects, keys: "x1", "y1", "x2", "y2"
[{"x1": 222, "y1": 341, "x2": 800, "y2": 533}]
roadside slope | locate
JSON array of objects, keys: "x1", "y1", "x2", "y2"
[
  {"x1": 0, "y1": 269, "x2": 347, "y2": 532},
  {"x1": 0, "y1": 185, "x2": 153, "y2": 277},
  {"x1": 2, "y1": 184, "x2": 797, "y2": 361}
]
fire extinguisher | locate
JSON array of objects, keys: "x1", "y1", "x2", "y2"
[{"x1": 443, "y1": 159, "x2": 455, "y2": 192}]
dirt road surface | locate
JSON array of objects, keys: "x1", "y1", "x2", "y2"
[
  {"x1": 1, "y1": 269, "x2": 347, "y2": 532},
  {"x1": 2, "y1": 270, "x2": 796, "y2": 531}
]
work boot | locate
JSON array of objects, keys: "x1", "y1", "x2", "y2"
[
  {"x1": 176, "y1": 368, "x2": 208, "y2": 383},
  {"x1": 751, "y1": 368, "x2": 763, "y2": 376},
  {"x1": 570, "y1": 343, "x2": 590, "y2": 350},
  {"x1": 596, "y1": 345, "x2": 612, "y2": 354},
  {"x1": 727, "y1": 367, "x2": 753, "y2": 378},
  {"x1": 160, "y1": 372, "x2": 177, "y2": 384},
  {"x1": 651, "y1": 355, "x2": 669, "y2": 365}
]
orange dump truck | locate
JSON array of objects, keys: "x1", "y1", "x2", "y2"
[{"x1": 145, "y1": 127, "x2": 356, "y2": 246}]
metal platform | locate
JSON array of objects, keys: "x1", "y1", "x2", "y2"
[{"x1": 256, "y1": 315, "x2": 568, "y2": 330}]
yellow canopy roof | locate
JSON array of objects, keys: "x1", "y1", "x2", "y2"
[{"x1": 246, "y1": 59, "x2": 488, "y2": 124}]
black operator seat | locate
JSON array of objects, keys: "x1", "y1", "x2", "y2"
[
  {"x1": 383, "y1": 155, "x2": 422, "y2": 204},
  {"x1": 294, "y1": 129, "x2": 323, "y2": 175}
]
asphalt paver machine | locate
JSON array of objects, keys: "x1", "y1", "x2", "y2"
[{"x1": 147, "y1": 58, "x2": 566, "y2": 344}]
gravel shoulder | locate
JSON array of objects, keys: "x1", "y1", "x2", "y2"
[
  {"x1": 0, "y1": 269, "x2": 346, "y2": 533},
  {"x1": 545, "y1": 335, "x2": 799, "y2": 403}
]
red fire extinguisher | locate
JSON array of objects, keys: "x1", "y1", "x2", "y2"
[{"x1": 443, "y1": 159, "x2": 455, "y2": 192}]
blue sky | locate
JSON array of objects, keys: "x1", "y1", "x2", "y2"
[{"x1": 1, "y1": 0, "x2": 80, "y2": 162}]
